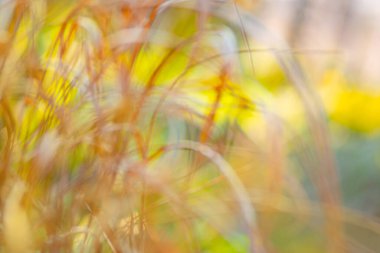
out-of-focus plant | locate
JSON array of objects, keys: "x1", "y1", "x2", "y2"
[
  {"x1": 0, "y1": 1, "x2": 378, "y2": 253},
  {"x1": 321, "y1": 69, "x2": 380, "y2": 133}
]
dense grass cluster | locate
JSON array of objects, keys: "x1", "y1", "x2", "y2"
[{"x1": 1, "y1": 1, "x2": 377, "y2": 253}]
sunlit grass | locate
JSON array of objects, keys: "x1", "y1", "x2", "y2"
[{"x1": 0, "y1": 1, "x2": 379, "y2": 253}]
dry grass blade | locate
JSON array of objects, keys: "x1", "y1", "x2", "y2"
[{"x1": 0, "y1": 0, "x2": 374, "y2": 252}]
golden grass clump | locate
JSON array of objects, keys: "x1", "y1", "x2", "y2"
[{"x1": 0, "y1": 0, "x2": 364, "y2": 252}]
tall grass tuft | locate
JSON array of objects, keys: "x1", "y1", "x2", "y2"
[{"x1": 0, "y1": 0, "x2": 359, "y2": 252}]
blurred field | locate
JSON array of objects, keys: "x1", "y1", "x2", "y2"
[{"x1": 0, "y1": 0, "x2": 379, "y2": 252}]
